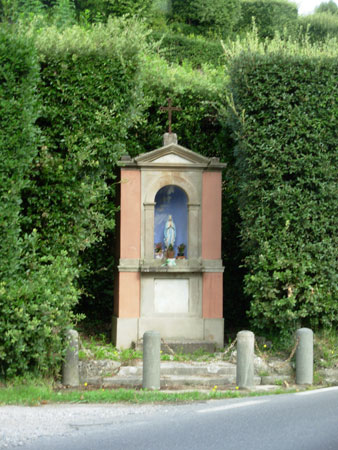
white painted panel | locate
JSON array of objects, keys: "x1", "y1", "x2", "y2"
[
  {"x1": 153, "y1": 154, "x2": 192, "y2": 164},
  {"x1": 154, "y1": 279, "x2": 189, "y2": 313}
]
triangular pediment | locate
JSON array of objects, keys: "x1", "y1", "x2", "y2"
[{"x1": 135, "y1": 143, "x2": 210, "y2": 167}]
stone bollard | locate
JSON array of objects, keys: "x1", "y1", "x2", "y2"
[
  {"x1": 296, "y1": 328, "x2": 313, "y2": 385},
  {"x1": 236, "y1": 330, "x2": 255, "y2": 389},
  {"x1": 62, "y1": 329, "x2": 80, "y2": 387},
  {"x1": 142, "y1": 330, "x2": 161, "y2": 390}
]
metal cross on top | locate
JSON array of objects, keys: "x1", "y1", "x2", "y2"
[{"x1": 160, "y1": 98, "x2": 182, "y2": 134}]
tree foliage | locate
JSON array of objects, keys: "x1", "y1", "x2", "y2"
[
  {"x1": 235, "y1": 0, "x2": 298, "y2": 39},
  {"x1": 315, "y1": 0, "x2": 338, "y2": 15}
]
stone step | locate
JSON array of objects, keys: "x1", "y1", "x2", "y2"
[
  {"x1": 101, "y1": 375, "x2": 262, "y2": 389},
  {"x1": 118, "y1": 361, "x2": 237, "y2": 378},
  {"x1": 318, "y1": 368, "x2": 338, "y2": 385},
  {"x1": 79, "y1": 359, "x2": 296, "y2": 388},
  {"x1": 136, "y1": 340, "x2": 216, "y2": 354}
]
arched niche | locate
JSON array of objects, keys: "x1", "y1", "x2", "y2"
[
  {"x1": 154, "y1": 185, "x2": 188, "y2": 257},
  {"x1": 142, "y1": 174, "x2": 201, "y2": 261}
]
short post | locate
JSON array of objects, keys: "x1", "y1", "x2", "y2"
[
  {"x1": 296, "y1": 328, "x2": 313, "y2": 385},
  {"x1": 142, "y1": 330, "x2": 161, "y2": 390},
  {"x1": 236, "y1": 330, "x2": 255, "y2": 389},
  {"x1": 62, "y1": 329, "x2": 80, "y2": 387}
]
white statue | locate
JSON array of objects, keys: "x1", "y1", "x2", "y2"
[{"x1": 164, "y1": 214, "x2": 176, "y2": 249}]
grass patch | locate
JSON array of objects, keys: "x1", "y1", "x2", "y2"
[
  {"x1": 79, "y1": 334, "x2": 219, "y2": 363},
  {"x1": 314, "y1": 329, "x2": 338, "y2": 370},
  {"x1": 78, "y1": 334, "x2": 142, "y2": 362},
  {"x1": 0, "y1": 381, "x2": 296, "y2": 406}
]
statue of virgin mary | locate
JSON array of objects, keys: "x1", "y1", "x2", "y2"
[{"x1": 164, "y1": 214, "x2": 176, "y2": 248}]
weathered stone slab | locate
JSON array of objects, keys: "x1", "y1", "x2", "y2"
[
  {"x1": 319, "y1": 368, "x2": 338, "y2": 385},
  {"x1": 79, "y1": 360, "x2": 121, "y2": 383}
]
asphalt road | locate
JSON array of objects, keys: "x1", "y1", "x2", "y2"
[{"x1": 1, "y1": 387, "x2": 338, "y2": 450}]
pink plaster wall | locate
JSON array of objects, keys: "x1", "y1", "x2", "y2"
[
  {"x1": 202, "y1": 273, "x2": 223, "y2": 318},
  {"x1": 117, "y1": 169, "x2": 141, "y2": 318},
  {"x1": 201, "y1": 172, "x2": 222, "y2": 259},
  {"x1": 120, "y1": 169, "x2": 141, "y2": 259},
  {"x1": 118, "y1": 272, "x2": 140, "y2": 318}
]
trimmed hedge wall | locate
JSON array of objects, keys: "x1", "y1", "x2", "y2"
[
  {"x1": 0, "y1": 19, "x2": 148, "y2": 377},
  {"x1": 0, "y1": 26, "x2": 37, "y2": 280},
  {"x1": 28, "y1": 20, "x2": 148, "y2": 326},
  {"x1": 0, "y1": 25, "x2": 79, "y2": 378},
  {"x1": 28, "y1": 21, "x2": 146, "y2": 259},
  {"x1": 229, "y1": 51, "x2": 338, "y2": 337}
]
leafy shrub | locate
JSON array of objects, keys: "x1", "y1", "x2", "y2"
[
  {"x1": 228, "y1": 44, "x2": 338, "y2": 337},
  {"x1": 298, "y1": 13, "x2": 338, "y2": 42},
  {"x1": 150, "y1": 30, "x2": 226, "y2": 67},
  {"x1": 170, "y1": 0, "x2": 241, "y2": 38},
  {"x1": 235, "y1": 0, "x2": 298, "y2": 39},
  {"x1": 0, "y1": 251, "x2": 80, "y2": 378}
]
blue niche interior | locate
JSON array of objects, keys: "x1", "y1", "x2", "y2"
[{"x1": 154, "y1": 185, "x2": 188, "y2": 257}]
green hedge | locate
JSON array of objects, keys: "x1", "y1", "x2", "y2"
[
  {"x1": 235, "y1": 0, "x2": 298, "y2": 39},
  {"x1": 26, "y1": 19, "x2": 147, "y2": 259},
  {"x1": 0, "y1": 25, "x2": 36, "y2": 280},
  {"x1": 150, "y1": 30, "x2": 226, "y2": 67},
  {"x1": 27, "y1": 19, "x2": 148, "y2": 327},
  {"x1": 229, "y1": 51, "x2": 338, "y2": 337},
  {"x1": 0, "y1": 19, "x2": 149, "y2": 377},
  {"x1": 0, "y1": 25, "x2": 80, "y2": 378}
]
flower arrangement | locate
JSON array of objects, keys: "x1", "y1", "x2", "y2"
[
  {"x1": 155, "y1": 242, "x2": 163, "y2": 253},
  {"x1": 177, "y1": 243, "x2": 186, "y2": 256},
  {"x1": 166, "y1": 243, "x2": 175, "y2": 258}
]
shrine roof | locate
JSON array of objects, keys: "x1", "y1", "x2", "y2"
[{"x1": 119, "y1": 135, "x2": 226, "y2": 170}]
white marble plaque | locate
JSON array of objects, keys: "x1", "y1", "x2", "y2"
[{"x1": 154, "y1": 279, "x2": 189, "y2": 313}]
